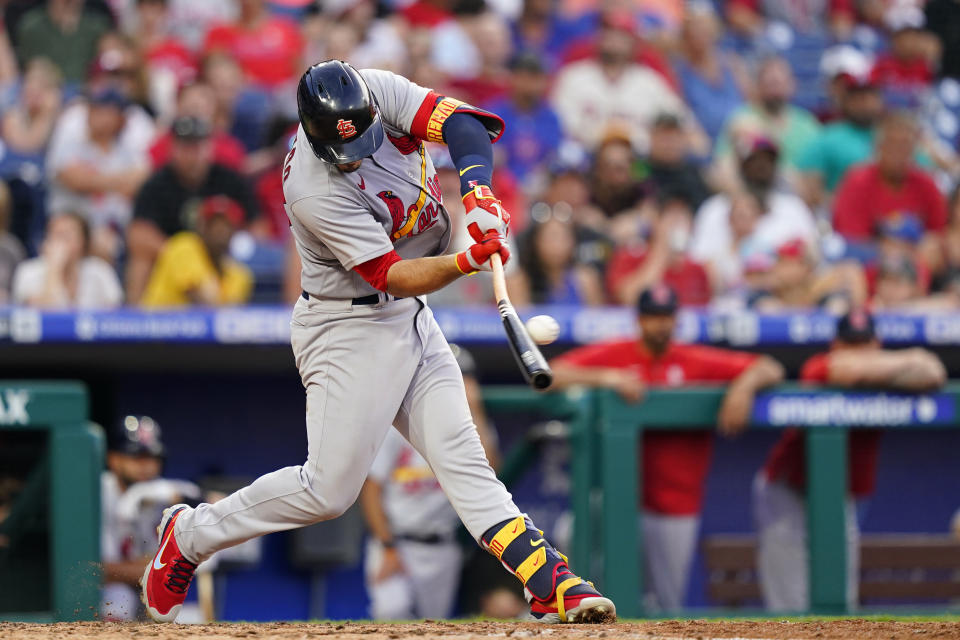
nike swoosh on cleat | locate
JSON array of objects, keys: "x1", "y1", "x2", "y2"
[
  {"x1": 530, "y1": 538, "x2": 545, "y2": 547},
  {"x1": 153, "y1": 527, "x2": 175, "y2": 570},
  {"x1": 459, "y1": 164, "x2": 483, "y2": 176}
]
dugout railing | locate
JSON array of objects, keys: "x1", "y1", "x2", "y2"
[
  {"x1": 592, "y1": 383, "x2": 960, "y2": 618},
  {"x1": 484, "y1": 383, "x2": 960, "y2": 619},
  {"x1": 481, "y1": 386, "x2": 598, "y2": 569},
  {"x1": 0, "y1": 381, "x2": 102, "y2": 622}
]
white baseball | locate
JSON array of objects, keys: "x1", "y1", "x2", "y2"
[{"x1": 525, "y1": 315, "x2": 560, "y2": 345}]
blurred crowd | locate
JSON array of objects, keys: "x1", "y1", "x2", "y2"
[{"x1": 3, "y1": 0, "x2": 960, "y2": 311}]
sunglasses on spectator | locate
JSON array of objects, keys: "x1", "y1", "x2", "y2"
[{"x1": 530, "y1": 202, "x2": 573, "y2": 224}]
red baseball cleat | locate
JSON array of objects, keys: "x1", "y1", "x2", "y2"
[
  {"x1": 528, "y1": 565, "x2": 617, "y2": 624},
  {"x1": 140, "y1": 504, "x2": 197, "y2": 622}
]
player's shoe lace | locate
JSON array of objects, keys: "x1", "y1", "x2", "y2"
[{"x1": 166, "y1": 556, "x2": 197, "y2": 593}]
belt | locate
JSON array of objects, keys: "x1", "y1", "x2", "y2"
[
  {"x1": 301, "y1": 291, "x2": 399, "y2": 305},
  {"x1": 395, "y1": 532, "x2": 456, "y2": 545}
]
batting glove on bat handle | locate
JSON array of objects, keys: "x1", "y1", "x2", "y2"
[
  {"x1": 464, "y1": 185, "x2": 511, "y2": 243},
  {"x1": 456, "y1": 229, "x2": 510, "y2": 274}
]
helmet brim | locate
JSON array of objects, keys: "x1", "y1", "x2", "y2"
[{"x1": 305, "y1": 111, "x2": 385, "y2": 164}]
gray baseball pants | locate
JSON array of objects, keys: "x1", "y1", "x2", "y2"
[
  {"x1": 174, "y1": 296, "x2": 521, "y2": 564},
  {"x1": 753, "y1": 472, "x2": 860, "y2": 612}
]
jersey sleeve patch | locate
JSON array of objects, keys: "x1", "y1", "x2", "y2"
[
  {"x1": 424, "y1": 97, "x2": 466, "y2": 143},
  {"x1": 411, "y1": 94, "x2": 506, "y2": 144}
]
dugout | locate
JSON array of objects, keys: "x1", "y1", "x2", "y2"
[
  {"x1": 0, "y1": 381, "x2": 102, "y2": 622},
  {"x1": 1, "y1": 307, "x2": 960, "y2": 619}
]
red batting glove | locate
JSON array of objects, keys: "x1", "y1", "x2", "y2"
[
  {"x1": 463, "y1": 185, "x2": 511, "y2": 243},
  {"x1": 456, "y1": 229, "x2": 510, "y2": 274}
]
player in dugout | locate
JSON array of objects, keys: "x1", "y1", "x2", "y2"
[
  {"x1": 754, "y1": 309, "x2": 946, "y2": 612},
  {"x1": 548, "y1": 284, "x2": 785, "y2": 611},
  {"x1": 101, "y1": 416, "x2": 205, "y2": 621}
]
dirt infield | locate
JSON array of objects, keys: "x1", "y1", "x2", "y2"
[{"x1": 3, "y1": 620, "x2": 960, "y2": 640}]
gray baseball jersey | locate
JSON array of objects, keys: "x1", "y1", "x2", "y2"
[{"x1": 283, "y1": 69, "x2": 451, "y2": 300}]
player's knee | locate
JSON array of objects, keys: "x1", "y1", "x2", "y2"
[
  {"x1": 324, "y1": 492, "x2": 357, "y2": 518},
  {"x1": 300, "y1": 467, "x2": 360, "y2": 519},
  {"x1": 301, "y1": 491, "x2": 354, "y2": 521}
]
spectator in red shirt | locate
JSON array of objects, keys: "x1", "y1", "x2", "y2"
[
  {"x1": 755, "y1": 309, "x2": 945, "y2": 612},
  {"x1": 148, "y1": 82, "x2": 247, "y2": 171},
  {"x1": 446, "y1": 12, "x2": 512, "y2": 106},
  {"x1": 726, "y1": 0, "x2": 855, "y2": 39},
  {"x1": 606, "y1": 191, "x2": 712, "y2": 307},
  {"x1": 869, "y1": 5, "x2": 936, "y2": 106},
  {"x1": 401, "y1": 0, "x2": 454, "y2": 28},
  {"x1": 551, "y1": 285, "x2": 785, "y2": 611},
  {"x1": 560, "y1": 9, "x2": 679, "y2": 91},
  {"x1": 253, "y1": 116, "x2": 299, "y2": 242},
  {"x1": 133, "y1": 0, "x2": 198, "y2": 119},
  {"x1": 832, "y1": 111, "x2": 947, "y2": 269},
  {"x1": 203, "y1": 0, "x2": 304, "y2": 90}
]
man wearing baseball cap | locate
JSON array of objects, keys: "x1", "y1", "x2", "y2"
[
  {"x1": 140, "y1": 195, "x2": 252, "y2": 307},
  {"x1": 755, "y1": 309, "x2": 945, "y2": 611},
  {"x1": 550, "y1": 284, "x2": 784, "y2": 611}
]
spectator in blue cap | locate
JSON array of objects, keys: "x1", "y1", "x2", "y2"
[
  {"x1": 484, "y1": 52, "x2": 564, "y2": 188},
  {"x1": 864, "y1": 212, "x2": 931, "y2": 297}
]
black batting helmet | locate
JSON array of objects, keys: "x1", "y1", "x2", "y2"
[
  {"x1": 297, "y1": 60, "x2": 384, "y2": 164},
  {"x1": 110, "y1": 415, "x2": 165, "y2": 458}
]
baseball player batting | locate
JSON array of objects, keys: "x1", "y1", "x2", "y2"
[{"x1": 141, "y1": 60, "x2": 615, "y2": 624}]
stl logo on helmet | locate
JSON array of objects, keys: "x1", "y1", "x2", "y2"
[{"x1": 337, "y1": 119, "x2": 357, "y2": 139}]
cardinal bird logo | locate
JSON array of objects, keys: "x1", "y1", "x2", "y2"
[
  {"x1": 377, "y1": 190, "x2": 406, "y2": 237},
  {"x1": 337, "y1": 119, "x2": 357, "y2": 139}
]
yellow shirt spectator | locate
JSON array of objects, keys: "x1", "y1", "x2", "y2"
[{"x1": 141, "y1": 232, "x2": 252, "y2": 307}]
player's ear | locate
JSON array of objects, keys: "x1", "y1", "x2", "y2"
[{"x1": 106, "y1": 451, "x2": 121, "y2": 473}]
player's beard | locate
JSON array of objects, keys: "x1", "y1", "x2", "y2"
[
  {"x1": 336, "y1": 160, "x2": 363, "y2": 173},
  {"x1": 643, "y1": 332, "x2": 671, "y2": 355}
]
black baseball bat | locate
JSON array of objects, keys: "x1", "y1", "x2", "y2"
[{"x1": 490, "y1": 254, "x2": 553, "y2": 389}]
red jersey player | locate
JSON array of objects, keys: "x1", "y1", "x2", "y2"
[
  {"x1": 754, "y1": 309, "x2": 945, "y2": 611},
  {"x1": 550, "y1": 284, "x2": 784, "y2": 610}
]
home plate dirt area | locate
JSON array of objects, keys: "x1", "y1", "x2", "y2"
[{"x1": 4, "y1": 620, "x2": 960, "y2": 640}]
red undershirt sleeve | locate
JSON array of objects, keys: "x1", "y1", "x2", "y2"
[{"x1": 352, "y1": 250, "x2": 403, "y2": 292}]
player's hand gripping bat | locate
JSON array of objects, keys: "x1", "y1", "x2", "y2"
[{"x1": 489, "y1": 253, "x2": 553, "y2": 389}]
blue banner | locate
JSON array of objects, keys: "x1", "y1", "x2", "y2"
[
  {"x1": 751, "y1": 391, "x2": 957, "y2": 427},
  {"x1": 0, "y1": 305, "x2": 957, "y2": 347}
]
